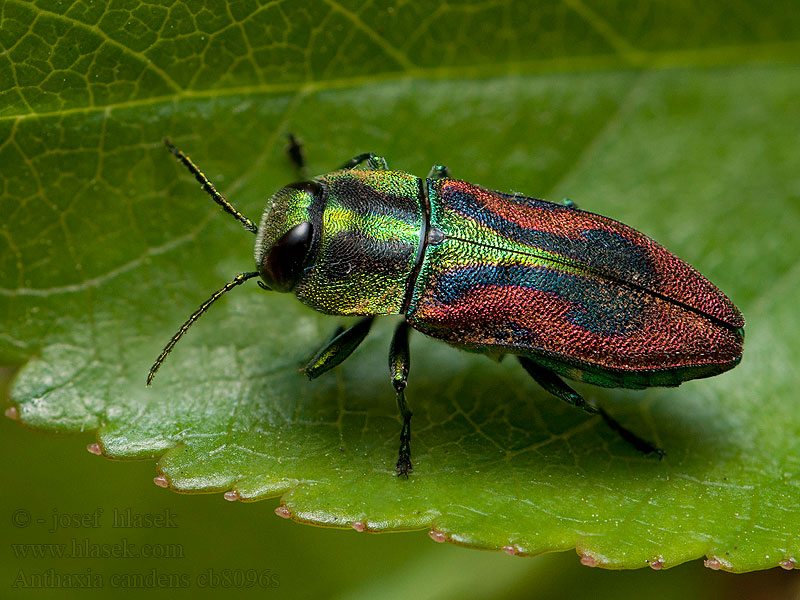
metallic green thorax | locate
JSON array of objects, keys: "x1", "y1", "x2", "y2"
[{"x1": 256, "y1": 168, "x2": 424, "y2": 315}]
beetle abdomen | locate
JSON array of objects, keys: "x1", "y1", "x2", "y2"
[{"x1": 406, "y1": 180, "x2": 744, "y2": 386}]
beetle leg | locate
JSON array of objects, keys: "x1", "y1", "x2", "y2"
[
  {"x1": 427, "y1": 164, "x2": 451, "y2": 180},
  {"x1": 518, "y1": 357, "x2": 664, "y2": 458},
  {"x1": 595, "y1": 405, "x2": 666, "y2": 458},
  {"x1": 285, "y1": 132, "x2": 307, "y2": 176},
  {"x1": 389, "y1": 321, "x2": 413, "y2": 477},
  {"x1": 561, "y1": 197, "x2": 579, "y2": 209},
  {"x1": 304, "y1": 317, "x2": 375, "y2": 379},
  {"x1": 519, "y1": 356, "x2": 592, "y2": 411},
  {"x1": 367, "y1": 156, "x2": 389, "y2": 171},
  {"x1": 337, "y1": 153, "x2": 389, "y2": 171},
  {"x1": 321, "y1": 324, "x2": 347, "y2": 345}
]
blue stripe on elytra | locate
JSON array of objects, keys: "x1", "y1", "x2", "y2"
[
  {"x1": 430, "y1": 264, "x2": 645, "y2": 336},
  {"x1": 440, "y1": 189, "x2": 654, "y2": 285}
]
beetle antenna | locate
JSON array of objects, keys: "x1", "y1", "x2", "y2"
[
  {"x1": 147, "y1": 271, "x2": 261, "y2": 386},
  {"x1": 164, "y1": 138, "x2": 258, "y2": 234}
]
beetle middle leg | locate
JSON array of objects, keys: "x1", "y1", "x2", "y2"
[
  {"x1": 518, "y1": 357, "x2": 665, "y2": 458},
  {"x1": 304, "y1": 317, "x2": 375, "y2": 379},
  {"x1": 390, "y1": 321, "x2": 413, "y2": 477}
]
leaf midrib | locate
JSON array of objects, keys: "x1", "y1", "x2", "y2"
[{"x1": 4, "y1": 41, "x2": 799, "y2": 123}]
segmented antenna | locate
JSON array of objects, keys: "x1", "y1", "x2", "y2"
[
  {"x1": 147, "y1": 271, "x2": 262, "y2": 385},
  {"x1": 164, "y1": 138, "x2": 258, "y2": 234}
]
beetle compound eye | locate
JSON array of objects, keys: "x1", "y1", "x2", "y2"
[{"x1": 259, "y1": 221, "x2": 314, "y2": 292}]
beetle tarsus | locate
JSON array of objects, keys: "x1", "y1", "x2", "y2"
[
  {"x1": 396, "y1": 412, "x2": 413, "y2": 478},
  {"x1": 597, "y1": 406, "x2": 666, "y2": 458}
]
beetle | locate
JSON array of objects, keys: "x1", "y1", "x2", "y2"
[{"x1": 148, "y1": 139, "x2": 745, "y2": 477}]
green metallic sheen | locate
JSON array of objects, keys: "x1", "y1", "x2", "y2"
[{"x1": 257, "y1": 168, "x2": 424, "y2": 315}]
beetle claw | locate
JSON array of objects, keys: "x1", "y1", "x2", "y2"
[{"x1": 396, "y1": 455, "x2": 413, "y2": 478}]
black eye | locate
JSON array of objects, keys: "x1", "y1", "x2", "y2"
[{"x1": 259, "y1": 222, "x2": 314, "y2": 292}]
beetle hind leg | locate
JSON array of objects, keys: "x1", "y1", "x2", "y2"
[
  {"x1": 595, "y1": 405, "x2": 666, "y2": 458},
  {"x1": 518, "y1": 357, "x2": 664, "y2": 458},
  {"x1": 561, "y1": 198, "x2": 578, "y2": 209}
]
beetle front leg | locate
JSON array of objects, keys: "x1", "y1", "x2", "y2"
[
  {"x1": 304, "y1": 317, "x2": 375, "y2": 379},
  {"x1": 285, "y1": 133, "x2": 307, "y2": 176},
  {"x1": 518, "y1": 357, "x2": 664, "y2": 458},
  {"x1": 389, "y1": 321, "x2": 413, "y2": 477},
  {"x1": 338, "y1": 153, "x2": 389, "y2": 171}
]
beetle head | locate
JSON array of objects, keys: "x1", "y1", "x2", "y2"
[
  {"x1": 149, "y1": 144, "x2": 331, "y2": 386},
  {"x1": 254, "y1": 180, "x2": 325, "y2": 292}
]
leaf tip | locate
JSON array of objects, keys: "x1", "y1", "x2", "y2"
[
  {"x1": 351, "y1": 521, "x2": 366, "y2": 532},
  {"x1": 428, "y1": 529, "x2": 447, "y2": 544},
  {"x1": 4, "y1": 405, "x2": 19, "y2": 421},
  {"x1": 501, "y1": 545, "x2": 525, "y2": 557},
  {"x1": 579, "y1": 554, "x2": 598, "y2": 567},
  {"x1": 779, "y1": 558, "x2": 797, "y2": 571},
  {"x1": 648, "y1": 558, "x2": 664, "y2": 570},
  {"x1": 703, "y1": 556, "x2": 730, "y2": 571}
]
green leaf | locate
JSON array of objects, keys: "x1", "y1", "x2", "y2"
[{"x1": 2, "y1": 0, "x2": 799, "y2": 572}]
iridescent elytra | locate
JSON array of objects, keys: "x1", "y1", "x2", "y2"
[{"x1": 148, "y1": 139, "x2": 745, "y2": 477}]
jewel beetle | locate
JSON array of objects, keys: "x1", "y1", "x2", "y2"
[{"x1": 148, "y1": 139, "x2": 745, "y2": 477}]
